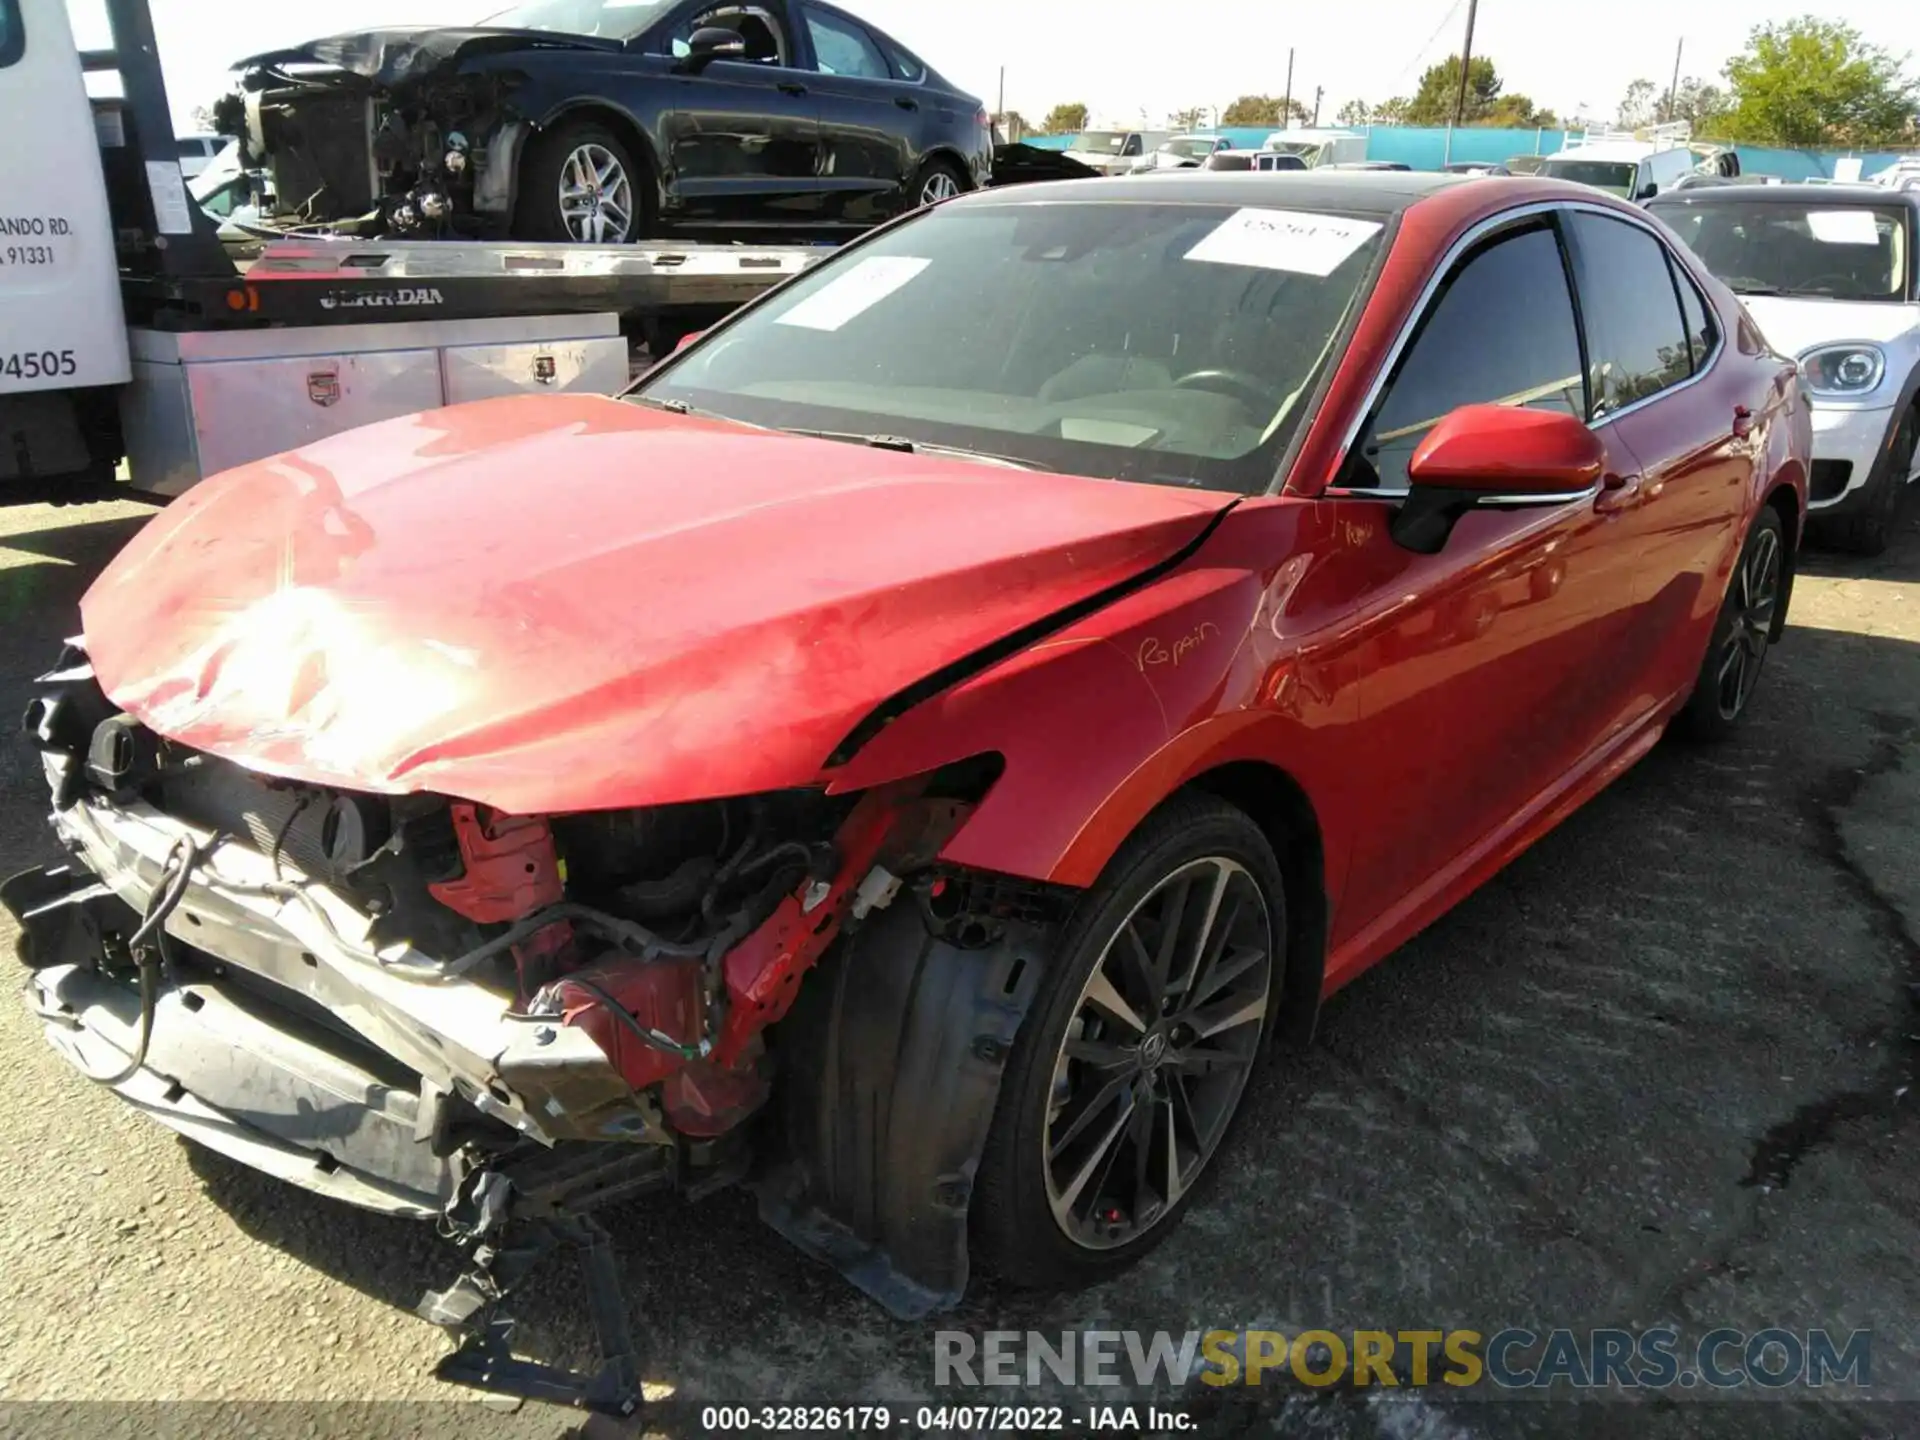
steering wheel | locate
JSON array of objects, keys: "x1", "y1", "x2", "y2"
[{"x1": 1172, "y1": 368, "x2": 1283, "y2": 412}]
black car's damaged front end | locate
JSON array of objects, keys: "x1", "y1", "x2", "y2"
[
  {"x1": 5, "y1": 644, "x2": 1067, "y2": 1413},
  {"x1": 229, "y1": 28, "x2": 615, "y2": 238}
]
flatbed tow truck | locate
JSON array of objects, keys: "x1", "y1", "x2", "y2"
[{"x1": 3, "y1": 0, "x2": 820, "y2": 502}]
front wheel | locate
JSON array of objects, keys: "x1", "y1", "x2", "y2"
[
  {"x1": 1677, "y1": 507, "x2": 1786, "y2": 741},
  {"x1": 1817, "y1": 405, "x2": 1916, "y2": 557},
  {"x1": 514, "y1": 122, "x2": 646, "y2": 244},
  {"x1": 971, "y1": 796, "x2": 1284, "y2": 1289},
  {"x1": 912, "y1": 157, "x2": 967, "y2": 208}
]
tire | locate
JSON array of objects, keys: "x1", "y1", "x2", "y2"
[
  {"x1": 514, "y1": 121, "x2": 647, "y2": 244},
  {"x1": 1676, "y1": 507, "x2": 1787, "y2": 741},
  {"x1": 912, "y1": 156, "x2": 967, "y2": 209},
  {"x1": 971, "y1": 794, "x2": 1285, "y2": 1290},
  {"x1": 1816, "y1": 406, "x2": 1916, "y2": 557}
]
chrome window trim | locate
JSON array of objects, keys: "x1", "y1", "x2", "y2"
[{"x1": 1326, "y1": 199, "x2": 1729, "y2": 502}]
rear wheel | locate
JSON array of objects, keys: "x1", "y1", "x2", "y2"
[
  {"x1": 515, "y1": 121, "x2": 647, "y2": 244},
  {"x1": 1677, "y1": 508, "x2": 1786, "y2": 741},
  {"x1": 913, "y1": 157, "x2": 967, "y2": 208},
  {"x1": 972, "y1": 796, "x2": 1283, "y2": 1288}
]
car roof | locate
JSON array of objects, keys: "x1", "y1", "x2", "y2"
[
  {"x1": 956, "y1": 170, "x2": 1471, "y2": 217},
  {"x1": 1648, "y1": 183, "x2": 1920, "y2": 210}
]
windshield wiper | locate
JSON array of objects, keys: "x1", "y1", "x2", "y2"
[
  {"x1": 783, "y1": 430, "x2": 1050, "y2": 471},
  {"x1": 1724, "y1": 280, "x2": 1786, "y2": 296}
]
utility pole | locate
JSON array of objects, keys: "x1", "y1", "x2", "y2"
[
  {"x1": 1282, "y1": 48, "x2": 1294, "y2": 130},
  {"x1": 1664, "y1": 38, "x2": 1683, "y2": 124},
  {"x1": 1449, "y1": 0, "x2": 1480, "y2": 130},
  {"x1": 996, "y1": 66, "x2": 1005, "y2": 123},
  {"x1": 1312, "y1": 85, "x2": 1323, "y2": 127}
]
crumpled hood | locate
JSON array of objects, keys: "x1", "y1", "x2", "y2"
[
  {"x1": 234, "y1": 27, "x2": 623, "y2": 89},
  {"x1": 1739, "y1": 295, "x2": 1920, "y2": 360},
  {"x1": 81, "y1": 395, "x2": 1228, "y2": 815}
]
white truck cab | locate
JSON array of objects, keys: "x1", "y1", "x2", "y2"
[
  {"x1": 1067, "y1": 126, "x2": 1174, "y2": 176},
  {"x1": 1540, "y1": 137, "x2": 1697, "y2": 202},
  {"x1": 0, "y1": 0, "x2": 132, "y2": 397},
  {"x1": 1260, "y1": 129, "x2": 1368, "y2": 169}
]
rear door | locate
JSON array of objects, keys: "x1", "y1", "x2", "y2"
[
  {"x1": 0, "y1": 0, "x2": 129, "y2": 394},
  {"x1": 793, "y1": 2, "x2": 913, "y2": 223},
  {"x1": 1561, "y1": 207, "x2": 1752, "y2": 710}
]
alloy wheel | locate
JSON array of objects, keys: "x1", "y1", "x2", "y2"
[
  {"x1": 1714, "y1": 524, "x2": 1782, "y2": 721},
  {"x1": 1042, "y1": 856, "x2": 1273, "y2": 1250},
  {"x1": 919, "y1": 170, "x2": 962, "y2": 205},
  {"x1": 558, "y1": 143, "x2": 635, "y2": 243}
]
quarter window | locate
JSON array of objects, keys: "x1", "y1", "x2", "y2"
[
  {"x1": 802, "y1": 5, "x2": 890, "y2": 79},
  {"x1": 1670, "y1": 257, "x2": 1719, "y2": 373},
  {"x1": 1354, "y1": 224, "x2": 1586, "y2": 491},
  {"x1": 1566, "y1": 212, "x2": 1695, "y2": 415}
]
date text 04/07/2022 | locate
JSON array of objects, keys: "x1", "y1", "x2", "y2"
[{"x1": 697, "y1": 1404, "x2": 1197, "y2": 1431}]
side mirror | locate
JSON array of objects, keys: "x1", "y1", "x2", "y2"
[
  {"x1": 1392, "y1": 404, "x2": 1604, "y2": 553},
  {"x1": 1635, "y1": 183, "x2": 1657, "y2": 200},
  {"x1": 681, "y1": 25, "x2": 746, "y2": 69}
]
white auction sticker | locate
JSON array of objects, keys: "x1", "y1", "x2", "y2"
[
  {"x1": 1185, "y1": 208, "x2": 1383, "y2": 277},
  {"x1": 1806, "y1": 209, "x2": 1881, "y2": 245},
  {"x1": 144, "y1": 161, "x2": 195, "y2": 236},
  {"x1": 775, "y1": 255, "x2": 931, "y2": 331}
]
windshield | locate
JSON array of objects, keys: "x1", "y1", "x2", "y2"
[
  {"x1": 1650, "y1": 201, "x2": 1911, "y2": 301},
  {"x1": 1267, "y1": 141, "x2": 1322, "y2": 161},
  {"x1": 1070, "y1": 131, "x2": 1129, "y2": 153},
  {"x1": 1540, "y1": 159, "x2": 1637, "y2": 197},
  {"x1": 476, "y1": 0, "x2": 672, "y2": 37},
  {"x1": 1160, "y1": 138, "x2": 1216, "y2": 159},
  {"x1": 632, "y1": 200, "x2": 1386, "y2": 492}
]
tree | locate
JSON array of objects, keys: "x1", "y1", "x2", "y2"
[
  {"x1": 1405, "y1": 54, "x2": 1501, "y2": 125},
  {"x1": 1660, "y1": 76, "x2": 1731, "y2": 132},
  {"x1": 1483, "y1": 94, "x2": 1557, "y2": 128},
  {"x1": 1221, "y1": 94, "x2": 1309, "y2": 127},
  {"x1": 1168, "y1": 106, "x2": 1210, "y2": 132},
  {"x1": 1722, "y1": 18, "x2": 1918, "y2": 146},
  {"x1": 1371, "y1": 96, "x2": 1413, "y2": 126},
  {"x1": 1617, "y1": 78, "x2": 1658, "y2": 129},
  {"x1": 1335, "y1": 99, "x2": 1371, "y2": 126},
  {"x1": 1042, "y1": 102, "x2": 1089, "y2": 134}
]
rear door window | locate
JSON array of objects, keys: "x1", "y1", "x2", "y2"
[
  {"x1": 1565, "y1": 212, "x2": 1695, "y2": 415},
  {"x1": 1670, "y1": 258, "x2": 1719, "y2": 372},
  {"x1": 1353, "y1": 223, "x2": 1587, "y2": 491}
]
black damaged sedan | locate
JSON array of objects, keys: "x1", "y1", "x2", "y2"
[{"x1": 231, "y1": 0, "x2": 992, "y2": 242}]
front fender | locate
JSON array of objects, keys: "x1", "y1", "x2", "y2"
[{"x1": 828, "y1": 503, "x2": 1361, "y2": 900}]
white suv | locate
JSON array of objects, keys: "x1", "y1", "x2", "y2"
[{"x1": 1651, "y1": 185, "x2": 1920, "y2": 554}]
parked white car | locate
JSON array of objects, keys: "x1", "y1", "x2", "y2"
[
  {"x1": 1260, "y1": 128, "x2": 1366, "y2": 168},
  {"x1": 1064, "y1": 127, "x2": 1172, "y2": 176},
  {"x1": 1130, "y1": 135, "x2": 1231, "y2": 172},
  {"x1": 1541, "y1": 138, "x2": 1697, "y2": 201},
  {"x1": 1651, "y1": 184, "x2": 1920, "y2": 553},
  {"x1": 174, "y1": 132, "x2": 224, "y2": 178}
]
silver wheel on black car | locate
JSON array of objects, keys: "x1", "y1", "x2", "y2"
[
  {"x1": 972, "y1": 795, "x2": 1285, "y2": 1286},
  {"x1": 515, "y1": 121, "x2": 649, "y2": 244},
  {"x1": 914, "y1": 159, "x2": 966, "y2": 208}
]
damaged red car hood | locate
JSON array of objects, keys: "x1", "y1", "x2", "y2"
[{"x1": 81, "y1": 396, "x2": 1228, "y2": 814}]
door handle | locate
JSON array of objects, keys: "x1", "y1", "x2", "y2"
[
  {"x1": 1595, "y1": 472, "x2": 1643, "y2": 514},
  {"x1": 778, "y1": 81, "x2": 808, "y2": 96},
  {"x1": 894, "y1": 96, "x2": 919, "y2": 111},
  {"x1": 1731, "y1": 404, "x2": 1755, "y2": 439}
]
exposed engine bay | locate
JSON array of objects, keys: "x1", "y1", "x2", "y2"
[
  {"x1": 227, "y1": 30, "x2": 608, "y2": 238},
  {"x1": 7, "y1": 643, "x2": 1069, "y2": 1412}
]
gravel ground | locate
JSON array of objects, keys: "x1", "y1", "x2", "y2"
[{"x1": 0, "y1": 495, "x2": 1917, "y2": 1440}]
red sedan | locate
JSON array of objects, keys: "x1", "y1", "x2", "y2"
[{"x1": 9, "y1": 173, "x2": 1808, "y2": 1406}]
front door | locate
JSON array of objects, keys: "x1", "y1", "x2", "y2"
[
  {"x1": 653, "y1": 1, "x2": 825, "y2": 230},
  {"x1": 1324, "y1": 215, "x2": 1647, "y2": 952}
]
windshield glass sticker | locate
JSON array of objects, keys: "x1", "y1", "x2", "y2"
[
  {"x1": 775, "y1": 256, "x2": 931, "y2": 331},
  {"x1": 1185, "y1": 208, "x2": 1382, "y2": 277},
  {"x1": 1806, "y1": 210, "x2": 1882, "y2": 245}
]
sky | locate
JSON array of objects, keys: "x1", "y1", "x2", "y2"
[{"x1": 61, "y1": 0, "x2": 1911, "y2": 137}]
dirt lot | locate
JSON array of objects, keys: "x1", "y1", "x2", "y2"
[{"x1": 0, "y1": 496, "x2": 1917, "y2": 1440}]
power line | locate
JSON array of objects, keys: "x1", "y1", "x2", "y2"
[{"x1": 1388, "y1": 0, "x2": 1466, "y2": 92}]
